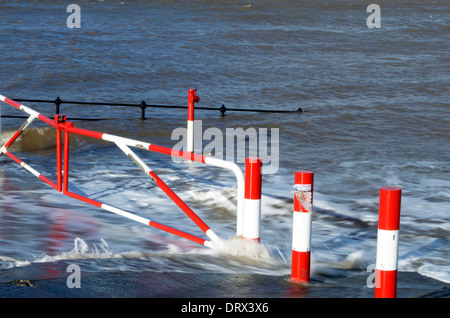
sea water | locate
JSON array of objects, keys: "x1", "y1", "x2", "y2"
[{"x1": 0, "y1": 0, "x2": 448, "y2": 298}]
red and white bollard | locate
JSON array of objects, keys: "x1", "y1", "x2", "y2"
[
  {"x1": 187, "y1": 89, "x2": 199, "y2": 153},
  {"x1": 243, "y1": 157, "x2": 262, "y2": 242},
  {"x1": 291, "y1": 170, "x2": 314, "y2": 283},
  {"x1": 375, "y1": 186, "x2": 401, "y2": 298}
]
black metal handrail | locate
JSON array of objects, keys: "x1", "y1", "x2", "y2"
[{"x1": 9, "y1": 97, "x2": 303, "y2": 120}]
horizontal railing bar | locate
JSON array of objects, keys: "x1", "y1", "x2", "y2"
[
  {"x1": 11, "y1": 98, "x2": 303, "y2": 114},
  {"x1": 1, "y1": 115, "x2": 105, "y2": 121}
]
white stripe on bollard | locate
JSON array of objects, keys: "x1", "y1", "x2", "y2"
[
  {"x1": 375, "y1": 186, "x2": 401, "y2": 298},
  {"x1": 243, "y1": 157, "x2": 262, "y2": 241}
]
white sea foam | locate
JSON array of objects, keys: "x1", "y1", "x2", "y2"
[
  {"x1": 33, "y1": 238, "x2": 114, "y2": 263},
  {"x1": 418, "y1": 264, "x2": 450, "y2": 284}
]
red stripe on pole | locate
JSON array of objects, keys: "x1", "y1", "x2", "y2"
[
  {"x1": 378, "y1": 186, "x2": 401, "y2": 231},
  {"x1": 294, "y1": 170, "x2": 313, "y2": 212},
  {"x1": 3, "y1": 130, "x2": 23, "y2": 148},
  {"x1": 187, "y1": 89, "x2": 198, "y2": 121},
  {"x1": 4, "y1": 97, "x2": 21, "y2": 109},
  {"x1": 63, "y1": 122, "x2": 73, "y2": 193},
  {"x1": 149, "y1": 220, "x2": 207, "y2": 246},
  {"x1": 188, "y1": 109, "x2": 194, "y2": 121},
  {"x1": 149, "y1": 144, "x2": 173, "y2": 156},
  {"x1": 375, "y1": 270, "x2": 398, "y2": 298},
  {"x1": 244, "y1": 157, "x2": 262, "y2": 200},
  {"x1": 66, "y1": 126, "x2": 104, "y2": 140},
  {"x1": 39, "y1": 175, "x2": 58, "y2": 190},
  {"x1": 64, "y1": 190, "x2": 103, "y2": 208},
  {"x1": 291, "y1": 250, "x2": 311, "y2": 283},
  {"x1": 149, "y1": 170, "x2": 211, "y2": 234},
  {"x1": 4, "y1": 151, "x2": 22, "y2": 165},
  {"x1": 55, "y1": 115, "x2": 63, "y2": 192},
  {"x1": 150, "y1": 144, "x2": 206, "y2": 163},
  {"x1": 38, "y1": 114, "x2": 58, "y2": 128}
]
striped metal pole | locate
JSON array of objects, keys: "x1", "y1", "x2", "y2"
[
  {"x1": 243, "y1": 157, "x2": 262, "y2": 241},
  {"x1": 0, "y1": 108, "x2": 57, "y2": 190},
  {"x1": 63, "y1": 186, "x2": 213, "y2": 248},
  {"x1": 375, "y1": 186, "x2": 401, "y2": 298},
  {"x1": 114, "y1": 142, "x2": 222, "y2": 247},
  {"x1": 63, "y1": 121, "x2": 74, "y2": 193},
  {"x1": 1, "y1": 148, "x2": 58, "y2": 190},
  {"x1": 291, "y1": 170, "x2": 314, "y2": 283},
  {"x1": 55, "y1": 114, "x2": 67, "y2": 192},
  {"x1": 187, "y1": 89, "x2": 199, "y2": 153},
  {"x1": 1, "y1": 113, "x2": 37, "y2": 150}
]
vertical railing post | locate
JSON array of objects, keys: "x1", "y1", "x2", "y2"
[
  {"x1": 54, "y1": 97, "x2": 62, "y2": 115},
  {"x1": 243, "y1": 157, "x2": 262, "y2": 242},
  {"x1": 54, "y1": 114, "x2": 66, "y2": 192},
  {"x1": 187, "y1": 89, "x2": 199, "y2": 153},
  {"x1": 63, "y1": 121, "x2": 73, "y2": 193},
  {"x1": 375, "y1": 186, "x2": 401, "y2": 298},
  {"x1": 220, "y1": 104, "x2": 227, "y2": 117},
  {"x1": 140, "y1": 100, "x2": 147, "y2": 120},
  {"x1": 291, "y1": 170, "x2": 314, "y2": 283}
]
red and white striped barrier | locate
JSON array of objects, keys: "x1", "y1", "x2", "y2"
[
  {"x1": 0, "y1": 94, "x2": 247, "y2": 249},
  {"x1": 187, "y1": 88, "x2": 199, "y2": 153},
  {"x1": 115, "y1": 142, "x2": 220, "y2": 245},
  {"x1": 0, "y1": 105, "x2": 58, "y2": 190},
  {"x1": 375, "y1": 186, "x2": 401, "y2": 298},
  {"x1": 291, "y1": 170, "x2": 314, "y2": 283},
  {"x1": 243, "y1": 157, "x2": 262, "y2": 241},
  {"x1": 0, "y1": 146, "x2": 58, "y2": 190}
]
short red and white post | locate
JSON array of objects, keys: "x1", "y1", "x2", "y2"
[
  {"x1": 291, "y1": 170, "x2": 314, "y2": 283},
  {"x1": 243, "y1": 157, "x2": 262, "y2": 242},
  {"x1": 187, "y1": 89, "x2": 199, "y2": 153},
  {"x1": 375, "y1": 186, "x2": 402, "y2": 298}
]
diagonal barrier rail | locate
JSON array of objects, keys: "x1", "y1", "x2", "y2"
[{"x1": 0, "y1": 94, "x2": 248, "y2": 249}]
